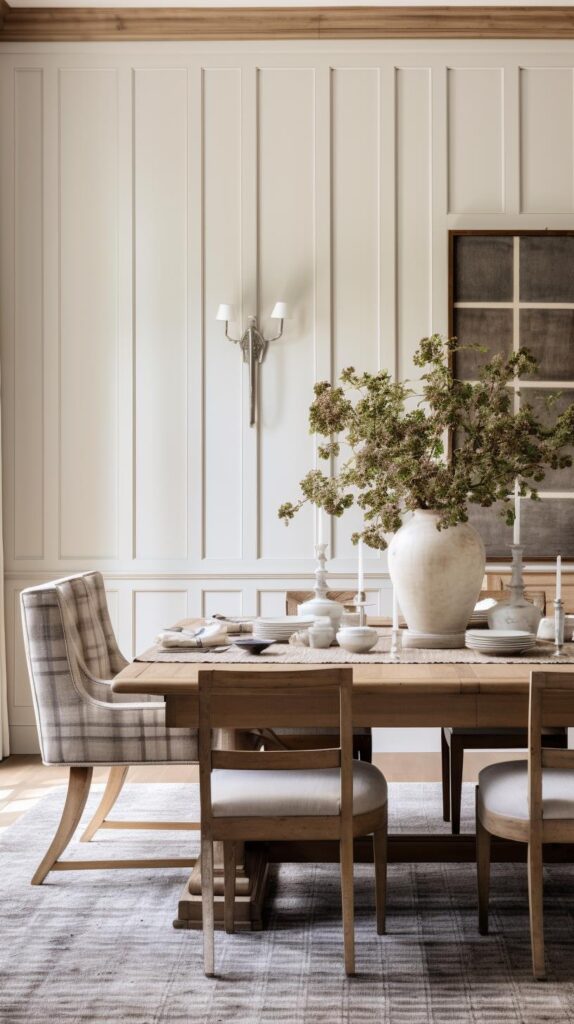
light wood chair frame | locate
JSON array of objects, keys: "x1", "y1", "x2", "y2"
[
  {"x1": 476, "y1": 669, "x2": 574, "y2": 980},
  {"x1": 442, "y1": 724, "x2": 567, "y2": 835},
  {"x1": 79, "y1": 766, "x2": 200, "y2": 843},
  {"x1": 198, "y1": 668, "x2": 387, "y2": 977},
  {"x1": 32, "y1": 765, "x2": 199, "y2": 885},
  {"x1": 443, "y1": 588, "x2": 551, "y2": 834}
]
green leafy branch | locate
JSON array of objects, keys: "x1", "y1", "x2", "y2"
[{"x1": 278, "y1": 334, "x2": 574, "y2": 551}]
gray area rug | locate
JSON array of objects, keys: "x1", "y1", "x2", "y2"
[{"x1": 1, "y1": 781, "x2": 574, "y2": 1023}]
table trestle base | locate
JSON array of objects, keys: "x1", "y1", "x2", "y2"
[{"x1": 173, "y1": 847, "x2": 269, "y2": 931}]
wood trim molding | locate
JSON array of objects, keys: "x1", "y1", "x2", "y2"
[{"x1": 1, "y1": 5, "x2": 574, "y2": 43}]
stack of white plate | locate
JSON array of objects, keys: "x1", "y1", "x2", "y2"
[
  {"x1": 465, "y1": 629, "x2": 537, "y2": 655},
  {"x1": 253, "y1": 616, "x2": 315, "y2": 644}
]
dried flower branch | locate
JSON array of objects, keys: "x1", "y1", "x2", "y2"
[{"x1": 278, "y1": 335, "x2": 574, "y2": 550}]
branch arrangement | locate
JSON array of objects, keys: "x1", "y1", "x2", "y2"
[{"x1": 278, "y1": 335, "x2": 574, "y2": 550}]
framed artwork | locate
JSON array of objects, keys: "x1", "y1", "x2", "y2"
[{"x1": 449, "y1": 230, "x2": 574, "y2": 561}]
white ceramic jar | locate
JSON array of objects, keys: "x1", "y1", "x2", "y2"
[{"x1": 388, "y1": 509, "x2": 485, "y2": 649}]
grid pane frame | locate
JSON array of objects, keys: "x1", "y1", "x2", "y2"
[{"x1": 448, "y1": 229, "x2": 574, "y2": 562}]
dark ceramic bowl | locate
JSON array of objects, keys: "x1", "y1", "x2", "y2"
[{"x1": 232, "y1": 637, "x2": 273, "y2": 656}]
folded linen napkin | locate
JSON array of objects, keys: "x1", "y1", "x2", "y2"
[
  {"x1": 210, "y1": 617, "x2": 253, "y2": 635},
  {"x1": 157, "y1": 622, "x2": 229, "y2": 650},
  {"x1": 166, "y1": 617, "x2": 252, "y2": 637}
]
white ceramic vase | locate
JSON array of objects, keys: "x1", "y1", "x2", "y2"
[{"x1": 388, "y1": 509, "x2": 486, "y2": 649}]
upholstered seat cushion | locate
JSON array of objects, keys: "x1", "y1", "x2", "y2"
[
  {"x1": 479, "y1": 759, "x2": 574, "y2": 821},
  {"x1": 211, "y1": 759, "x2": 387, "y2": 818}
]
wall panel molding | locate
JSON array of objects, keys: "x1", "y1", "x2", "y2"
[
  {"x1": 4, "y1": 42, "x2": 574, "y2": 754},
  {"x1": 447, "y1": 66, "x2": 504, "y2": 214},
  {"x1": 14, "y1": 68, "x2": 44, "y2": 560},
  {"x1": 58, "y1": 67, "x2": 120, "y2": 559},
  {"x1": 520, "y1": 67, "x2": 574, "y2": 213},
  {"x1": 134, "y1": 67, "x2": 189, "y2": 560}
]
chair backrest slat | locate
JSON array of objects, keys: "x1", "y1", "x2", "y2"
[
  {"x1": 202, "y1": 667, "x2": 347, "y2": 697},
  {"x1": 212, "y1": 747, "x2": 342, "y2": 771},
  {"x1": 541, "y1": 748, "x2": 574, "y2": 771}
]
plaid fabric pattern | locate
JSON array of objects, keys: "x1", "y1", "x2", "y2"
[
  {"x1": 81, "y1": 572, "x2": 128, "y2": 675},
  {"x1": 20, "y1": 575, "x2": 198, "y2": 767},
  {"x1": 56, "y1": 574, "x2": 113, "y2": 678}
]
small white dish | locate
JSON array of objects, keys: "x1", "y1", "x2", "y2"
[{"x1": 336, "y1": 626, "x2": 378, "y2": 654}]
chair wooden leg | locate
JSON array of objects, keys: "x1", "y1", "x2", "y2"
[
  {"x1": 441, "y1": 729, "x2": 451, "y2": 822},
  {"x1": 32, "y1": 766, "x2": 93, "y2": 885},
  {"x1": 223, "y1": 841, "x2": 236, "y2": 935},
  {"x1": 80, "y1": 766, "x2": 129, "y2": 842},
  {"x1": 528, "y1": 840, "x2": 546, "y2": 980},
  {"x1": 201, "y1": 832, "x2": 215, "y2": 977},
  {"x1": 476, "y1": 788, "x2": 491, "y2": 936},
  {"x1": 373, "y1": 808, "x2": 388, "y2": 936},
  {"x1": 450, "y1": 736, "x2": 464, "y2": 835},
  {"x1": 340, "y1": 830, "x2": 355, "y2": 975}
]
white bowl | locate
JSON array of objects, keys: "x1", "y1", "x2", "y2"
[
  {"x1": 538, "y1": 615, "x2": 574, "y2": 642},
  {"x1": 336, "y1": 626, "x2": 378, "y2": 654}
]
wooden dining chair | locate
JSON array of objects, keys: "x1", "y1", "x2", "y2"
[
  {"x1": 441, "y1": 588, "x2": 569, "y2": 834},
  {"x1": 282, "y1": 591, "x2": 372, "y2": 763},
  {"x1": 198, "y1": 667, "x2": 388, "y2": 977},
  {"x1": 476, "y1": 669, "x2": 574, "y2": 979}
]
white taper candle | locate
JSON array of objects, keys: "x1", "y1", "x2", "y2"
[
  {"x1": 556, "y1": 554, "x2": 562, "y2": 601},
  {"x1": 392, "y1": 588, "x2": 399, "y2": 630},
  {"x1": 358, "y1": 539, "x2": 364, "y2": 592}
]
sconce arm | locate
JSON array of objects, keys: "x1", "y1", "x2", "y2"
[
  {"x1": 265, "y1": 319, "x2": 284, "y2": 343},
  {"x1": 224, "y1": 323, "x2": 243, "y2": 345}
]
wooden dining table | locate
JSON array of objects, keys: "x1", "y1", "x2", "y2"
[{"x1": 113, "y1": 645, "x2": 574, "y2": 931}]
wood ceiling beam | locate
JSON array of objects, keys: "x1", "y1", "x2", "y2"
[{"x1": 1, "y1": 5, "x2": 573, "y2": 42}]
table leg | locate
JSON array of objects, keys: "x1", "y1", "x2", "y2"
[{"x1": 173, "y1": 728, "x2": 270, "y2": 931}]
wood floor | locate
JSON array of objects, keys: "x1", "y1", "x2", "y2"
[{"x1": 0, "y1": 751, "x2": 524, "y2": 833}]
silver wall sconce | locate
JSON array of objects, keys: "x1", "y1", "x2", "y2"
[{"x1": 216, "y1": 302, "x2": 290, "y2": 426}]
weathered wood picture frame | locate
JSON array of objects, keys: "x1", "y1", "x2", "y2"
[{"x1": 448, "y1": 230, "x2": 574, "y2": 561}]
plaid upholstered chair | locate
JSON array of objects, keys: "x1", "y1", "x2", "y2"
[{"x1": 20, "y1": 572, "x2": 199, "y2": 884}]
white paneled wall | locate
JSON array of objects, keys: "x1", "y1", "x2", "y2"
[{"x1": 2, "y1": 40, "x2": 574, "y2": 753}]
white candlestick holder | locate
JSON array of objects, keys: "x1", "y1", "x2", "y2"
[
  {"x1": 352, "y1": 592, "x2": 369, "y2": 627},
  {"x1": 298, "y1": 544, "x2": 345, "y2": 635},
  {"x1": 554, "y1": 597, "x2": 566, "y2": 657},
  {"x1": 389, "y1": 627, "x2": 401, "y2": 663}
]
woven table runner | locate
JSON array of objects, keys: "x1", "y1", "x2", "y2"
[{"x1": 136, "y1": 637, "x2": 574, "y2": 666}]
